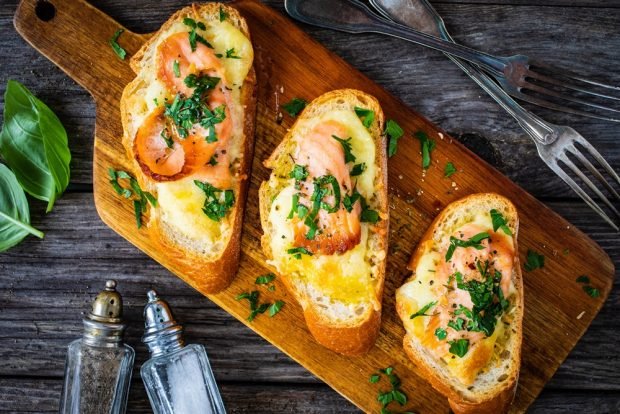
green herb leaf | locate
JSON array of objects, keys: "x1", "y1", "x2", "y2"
[
  {"x1": 133, "y1": 199, "x2": 142, "y2": 229},
  {"x1": 255, "y1": 273, "x2": 276, "y2": 285},
  {"x1": 490, "y1": 209, "x2": 513, "y2": 236},
  {"x1": 524, "y1": 249, "x2": 545, "y2": 271},
  {"x1": 160, "y1": 128, "x2": 174, "y2": 149},
  {"x1": 331, "y1": 135, "x2": 356, "y2": 164},
  {"x1": 236, "y1": 290, "x2": 259, "y2": 309},
  {"x1": 354, "y1": 106, "x2": 375, "y2": 128},
  {"x1": 172, "y1": 60, "x2": 180, "y2": 77},
  {"x1": 248, "y1": 302, "x2": 271, "y2": 322},
  {"x1": 444, "y1": 161, "x2": 457, "y2": 177},
  {"x1": 282, "y1": 98, "x2": 307, "y2": 117},
  {"x1": 0, "y1": 164, "x2": 44, "y2": 251},
  {"x1": 410, "y1": 301, "x2": 437, "y2": 319},
  {"x1": 194, "y1": 181, "x2": 235, "y2": 221},
  {"x1": 413, "y1": 131, "x2": 435, "y2": 169},
  {"x1": 563, "y1": 248, "x2": 570, "y2": 256},
  {"x1": 448, "y1": 338, "x2": 470, "y2": 358},
  {"x1": 287, "y1": 246, "x2": 312, "y2": 259},
  {"x1": 392, "y1": 389, "x2": 407, "y2": 406},
  {"x1": 583, "y1": 285, "x2": 600, "y2": 298},
  {"x1": 208, "y1": 155, "x2": 218, "y2": 166},
  {"x1": 219, "y1": 5, "x2": 228, "y2": 21},
  {"x1": 445, "y1": 232, "x2": 490, "y2": 262},
  {"x1": 109, "y1": 28, "x2": 127, "y2": 60},
  {"x1": 447, "y1": 318, "x2": 465, "y2": 331},
  {"x1": 434, "y1": 327, "x2": 447, "y2": 340},
  {"x1": 350, "y1": 163, "x2": 366, "y2": 177},
  {"x1": 183, "y1": 18, "x2": 212, "y2": 51},
  {"x1": 576, "y1": 275, "x2": 590, "y2": 284},
  {"x1": 289, "y1": 164, "x2": 309, "y2": 182},
  {"x1": 269, "y1": 300, "x2": 284, "y2": 317},
  {"x1": 385, "y1": 119, "x2": 404, "y2": 158},
  {"x1": 360, "y1": 208, "x2": 380, "y2": 224},
  {"x1": 0, "y1": 80, "x2": 71, "y2": 212},
  {"x1": 369, "y1": 374, "x2": 380, "y2": 383},
  {"x1": 378, "y1": 390, "x2": 394, "y2": 407},
  {"x1": 225, "y1": 48, "x2": 241, "y2": 59}
]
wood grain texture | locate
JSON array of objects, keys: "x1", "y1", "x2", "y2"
[
  {"x1": 2, "y1": 0, "x2": 620, "y2": 412},
  {"x1": 10, "y1": 0, "x2": 616, "y2": 412}
]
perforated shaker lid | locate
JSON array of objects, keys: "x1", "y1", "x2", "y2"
[
  {"x1": 87, "y1": 279, "x2": 123, "y2": 324},
  {"x1": 142, "y1": 290, "x2": 184, "y2": 355}
]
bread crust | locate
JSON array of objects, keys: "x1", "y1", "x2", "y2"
[
  {"x1": 399, "y1": 193, "x2": 523, "y2": 413},
  {"x1": 120, "y1": 3, "x2": 256, "y2": 294},
  {"x1": 259, "y1": 89, "x2": 388, "y2": 356}
]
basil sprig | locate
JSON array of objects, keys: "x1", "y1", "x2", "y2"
[{"x1": 0, "y1": 80, "x2": 71, "y2": 212}]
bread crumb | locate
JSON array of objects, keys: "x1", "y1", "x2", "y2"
[
  {"x1": 438, "y1": 132, "x2": 444, "y2": 140},
  {"x1": 398, "y1": 175, "x2": 403, "y2": 179},
  {"x1": 577, "y1": 311, "x2": 585, "y2": 320},
  {"x1": 451, "y1": 181, "x2": 457, "y2": 187}
]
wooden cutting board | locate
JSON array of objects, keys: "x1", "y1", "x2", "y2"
[{"x1": 14, "y1": 0, "x2": 615, "y2": 412}]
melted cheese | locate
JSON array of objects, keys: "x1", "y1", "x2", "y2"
[{"x1": 147, "y1": 18, "x2": 252, "y2": 242}]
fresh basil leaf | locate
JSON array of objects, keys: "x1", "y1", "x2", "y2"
[
  {"x1": 0, "y1": 164, "x2": 44, "y2": 251},
  {"x1": 385, "y1": 119, "x2": 404, "y2": 158},
  {"x1": 0, "y1": 80, "x2": 71, "y2": 212},
  {"x1": 448, "y1": 338, "x2": 469, "y2": 358},
  {"x1": 444, "y1": 161, "x2": 457, "y2": 178},
  {"x1": 354, "y1": 106, "x2": 374, "y2": 128},
  {"x1": 255, "y1": 273, "x2": 276, "y2": 285},
  {"x1": 524, "y1": 249, "x2": 545, "y2": 271},
  {"x1": 410, "y1": 301, "x2": 436, "y2": 319},
  {"x1": 109, "y1": 28, "x2": 127, "y2": 60},
  {"x1": 282, "y1": 98, "x2": 307, "y2": 117},
  {"x1": 269, "y1": 300, "x2": 284, "y2": 317}
]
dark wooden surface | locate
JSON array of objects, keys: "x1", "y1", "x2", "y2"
[{"x1": 1, "y1": 0, "x2": 619, "y2": 412}]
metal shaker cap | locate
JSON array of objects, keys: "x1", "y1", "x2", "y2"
[
  {"x1": 88, "y1": 280, "x2": 123, "y2": 323},
  {"x1": 142, "y1": 290, "x2": 185, "y2": 356}
]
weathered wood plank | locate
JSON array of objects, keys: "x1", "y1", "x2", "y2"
[{"x1": 2, "y1": 1, "x2": 619, "y2": 200}]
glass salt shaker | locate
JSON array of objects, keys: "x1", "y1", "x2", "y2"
[
  {"x1": 59, "y1": 280, "x2": 135, "y2": 414},
  {"x1": 140, "y1": 290, "x2": 226, "y2": 414}
]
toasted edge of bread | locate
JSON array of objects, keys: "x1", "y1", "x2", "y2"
[
  {"x1": 398, "y1": 193, "x2": 523, "y2": 413},
  {"x1": 258, "y1": 89, "x2": 388, "y2": 355},
  {"x1": 120, "y1": 3, "x2": 257, "y2": 294}
]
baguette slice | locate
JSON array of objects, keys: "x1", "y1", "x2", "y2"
[
  {"x1": 396, "y1": 193, "x2": 523, "y2": 413},
  {"x1": 120, "y1": 4, "x2": 257, "y2": 293},
  {"x1": 259, "y1": 89, "x2": 388, "y2": 355}
]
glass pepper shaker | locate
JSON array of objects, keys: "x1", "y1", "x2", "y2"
[
  {"x1": 140, "y1": 290, "x2": 226, "y2": 414},
  {"x1": 59, "y1": 280, "x2": 135, "y2": 414}
]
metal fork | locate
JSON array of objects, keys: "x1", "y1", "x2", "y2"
[
  {"x1": 285, "y1": 0, "x2": 620, "y2": 123},
  {"x1": 285, "y1": 0, "x2": 620, "y2": 229}
]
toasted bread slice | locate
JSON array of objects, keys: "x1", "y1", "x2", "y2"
[
  {"x1": 120, "y1": 3, "x2": 256, "y2": 293},
  {"x1": 396, "y1": 193, "x2": 523, "y2": 413},
  {"x1": 259, "y1": 89, "x2": 389, "y2": 355}
]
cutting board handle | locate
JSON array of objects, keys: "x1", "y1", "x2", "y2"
[{"x1": 14, "y1": 0, "x2": 145, "y2": 101}]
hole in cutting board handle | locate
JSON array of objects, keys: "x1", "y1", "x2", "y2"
[{"x1": 35, "y1": 0, "x2": 56, "y2": 22}]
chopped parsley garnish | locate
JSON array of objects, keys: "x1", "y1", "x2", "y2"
[
  {"x1": 490, "y1": 209, "x2": 512, "y2": 236},
  {"x1": 108, "y1": 168, "x2": 157, "y2": 228},
  {"x1": 448, "y1": 338, "x2": 469, "y2": 358},
  {"x1": 160, "y1": 128, "x2": 174, "y2": 149},
  {"x1": 448, "y1": 318, "x2": 465, "y2": 331},
  {"x1": 350, "y1": 163, "x2": 366, "y2": 176},
  {"x1": 343, "y1": 189, "x2": 380, "y2": 223},
  {"x1": 410, "y1": 301, "x2": 437, "y2": 319},
  {"x1": 331, "y1": 134, "x2": 356, "y2": 164},
  {"x1": 269, "y1": 300, "x2": 285, "y2": 317},
  {"x1": 164, "y1": 74, "x2": 225, "y2": 141},
  {"x1": 183, "y1": 18, "x2": 212, "y2": 51},
  {"x1": 583, "y1": 285, "x2": 600, "y2": 298},
  {"x1": 194, "y1": 181, "x2": 235, "y2": 221},
  {"x1": 315, "y1": 175, "x2": 341, "y2": 213},
  {"x1": 289, "y1": 164, "x2": 309, "y2": 182},
  {"x1": 236, "y1": 291, "x2": 271, "y2": 322},
  {"x1": 208, "y1": 155, "x2": 218, "y2": 166},
  {"x1": 287, "y1": 246, "x2": 313, "y2": 259},
  {"x1": 444, "y1": 161, "x2": 457, "y2": 177},
  {"x1": 435, "y1": 327, "x2": 447, "y2": 340},
  {"x1": 343, "y1": 189, "x2": 362, "y2": 212},
  {"x1": 576, "y1": 275, "x2": 590, "y2": 284},
  {"x1": 172, "y1": 60, "x2": 181, "y2": 77},
  {"x1": 282, "y1": 97, "x2": 307, "y2": 117},
  {"x1": 445, "y1": 232, "x2": 490, "y2": 262},
  {"x1": 219, "y1": 5, "x2": 228, "y2": 21},
  {"x1": 361, "y1": 208, "x2": 380, "y2": 223},
  {"x1": 371, "y1": 367, "x2": 408, "y2": 411},
  {"x1": 225, "y1": 48, "x2": 241, "y2": 59},
  {"x1": 109, "y1": 29, "x2": 127, "y2": 60},
  {"x1": 385, "y1": 119, "x2": 404, "y2": 158},
  {"x1": 524, "y1": 249, "x2": 545, "y2": 271},
  {"x1": 256, "y1": 273, "x2": 276, "y2": 285},
  {"x1": 413, "y1": 130, "x2": 436, "y2": 169},
  {"x1": 354, "y1": 106, "x2": 375, "y2": 128}
]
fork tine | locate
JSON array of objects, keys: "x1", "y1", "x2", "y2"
[
  {"x1": 526, "y1": 70, "x2": 620, "y2": 102},
  {"x1": 548, "y1": 159, "x2": 619, "y2": 231},
  {"x1": 568, "y1": 146, "x2": 620, "y2": 202},
  {"x1": 530, "y1": 61, "x2": 620, "y2": 92},
  {"x1": 508, "y1": 90, "x2": 620, "y2": 123},
  {"x1": 521, "y1": 80, "x2": 620, "y2": 114},
  {"x1": 560, "y1": 153, "x2": 620, "y2": 219}
]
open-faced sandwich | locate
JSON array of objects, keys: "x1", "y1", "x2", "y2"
[
  {"x1": 259, "y1": 89, "x2": 389, "y2": 355},
  {"x1": 396, "y1": 193, "x2": 523, "y2": 413},
  {"x1": 120, "y1": 3, "x2": 256, "y2": 293}
]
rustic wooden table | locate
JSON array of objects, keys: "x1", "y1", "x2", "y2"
[{"x1": 1, "y1": 0, "x2": 618, "y2": 412}]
